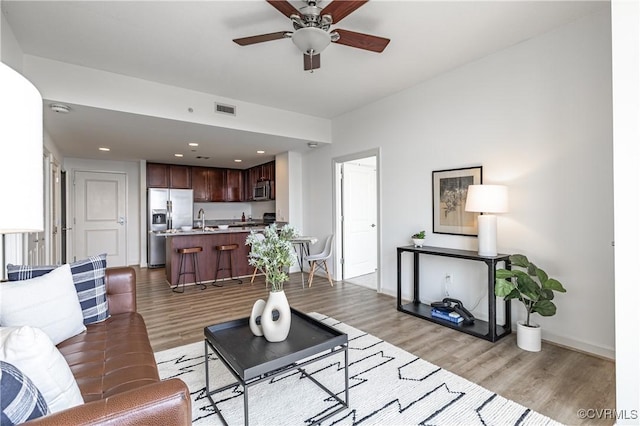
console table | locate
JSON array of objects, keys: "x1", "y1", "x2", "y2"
[{"x1": 396, "y1": 245, "x2": 511, "y2": 342}]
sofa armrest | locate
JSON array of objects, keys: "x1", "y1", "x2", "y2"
[
  {"x1": 27, "y1": 378, "x2": 191, "y2": 426},
  {"x1": 105, "y1": 266, "x2": 137, "y2": 314}
]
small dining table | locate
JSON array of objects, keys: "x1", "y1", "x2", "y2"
[{"x1": 290, "y1": 236, "x2": 318, "y2": 288}]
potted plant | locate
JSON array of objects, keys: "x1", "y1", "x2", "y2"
[
  {"x1": 495, "y1": 254, "x2": 567, "y2": 352},
  {"x1": 246, "y1": 223, "x2": 299, "y2": 342},
  {"x1": 411, "y1": 230, "x2": 426, "y2": 247}
]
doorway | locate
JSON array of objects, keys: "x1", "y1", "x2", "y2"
[
  {"x1": 72, "y1": 170, "x2": 128, "y2": 265},
  {"x1": 333, "y1": 149, "x2": 380, "y2": 291}
]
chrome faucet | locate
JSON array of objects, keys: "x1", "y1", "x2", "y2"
[{"x1": 197, "y1": 208, "x2": 205, "y2": 228}]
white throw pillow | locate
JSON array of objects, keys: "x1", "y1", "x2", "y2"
[
  {"x1": 0, "y1": 264, "x2": 86, "y2": 345},
  {"x1": 0, "y1": 326, "x2": 84, "y2": 413}
]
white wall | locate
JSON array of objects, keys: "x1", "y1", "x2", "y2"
[
  {"x1": 304, "y1": 10, "x2": 614, "y2": 357},
  {"x1": 63, "y1": 157, "x2": 141, "y2": 266},
  {"x1": 275, "y1": 151, "x2": 303, "y2": 228}
]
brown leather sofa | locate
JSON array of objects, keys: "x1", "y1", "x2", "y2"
[{"x1": 28, "y1": 267, "x2": 191, "y2": 425}]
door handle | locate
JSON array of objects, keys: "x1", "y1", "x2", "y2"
[
  {"x1": 118, "y1": 217, "x2": 125, "y2": 225},
  {"x1": 371, "y1": 224, "x2": 376, "y2": 228}
]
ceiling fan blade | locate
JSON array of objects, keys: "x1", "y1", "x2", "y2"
[
  {"x1": 333, "y1": 28, "x2": 390, "y2": 53},
  {"x1": 266, "y1": 0, "x2": 299, "y2": 18},
  {"x1": 321, "y1": 0, "x2": 368, "y2": 24},
  {"x1": 303, "y1": 53, "x2": 321, "y2": 71},
  {"x1": 233, "y1": 31, "x2": 290, "y2": 46}
]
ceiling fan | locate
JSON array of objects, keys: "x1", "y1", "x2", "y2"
[{"x1": 233, "y1": 0, "x2": 390, "y2": 71}]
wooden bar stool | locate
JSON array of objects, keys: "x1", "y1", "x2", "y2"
[
  {"x1": 213, "y1": 244, "x2": 243, "y2": 285},
  {"x1": 174, "y1": 246, "x2": 206, "y2": 293}
]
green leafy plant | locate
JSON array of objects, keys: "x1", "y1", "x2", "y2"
[
  {"x1": 412, "y1": 230, "x2": 426, "y2": 239},
  {"x1": 246, "y1": 224, "x2": 299, "y2": 292},
  {"x1": 495, "y1": 254, "x2": 567, "y2": 327}
]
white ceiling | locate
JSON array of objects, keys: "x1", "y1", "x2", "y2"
[{"x1": 2, "y1": 0, "x2": 607, "y2": 168}]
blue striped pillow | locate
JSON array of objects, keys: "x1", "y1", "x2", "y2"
[
  {"x1": 0, "y1": 361, "x2": 50, "y2": 424},
  {"x1": 7, "y1": 254, "x2": 109, "y2": 325}
]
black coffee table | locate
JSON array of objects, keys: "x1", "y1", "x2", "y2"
[{"x1": 203, "y1": 308, "x2": 349, "y2": 425}]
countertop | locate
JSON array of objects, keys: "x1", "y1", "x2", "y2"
[{"x1": 153, "y1": 223, "x2": 286, "y2": 237}]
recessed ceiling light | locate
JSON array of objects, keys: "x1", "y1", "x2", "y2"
[
  {"x1": 234, "y1": 159, "x2": 242, "y2": 163},
  {"x1": 174, "y1": 153, "x2": 183, "y2": 157},
  {"x1": 98, "y1": 147, "x2": 110, "y2": 152},
  {"x1": 188, "y1": 142, "x2": 199, "y2": 147},
  {"x1": 308, "y1": 142, "x2": 318, "y2": 148},
  {"x1": 257, "y1": 150, "x2": 265, "y2": 154}
]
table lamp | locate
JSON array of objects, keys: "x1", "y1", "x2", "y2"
[
  {"x1": 0, "y1": 62, "x2": 43, "y2": 234},
  {"x1": 465, "y1": 185, "x2": 508, "y2": 257}
]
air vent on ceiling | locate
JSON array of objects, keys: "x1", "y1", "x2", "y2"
[
  {"x1": 196, "y1": 156, "x2": 211, "y2": 160},
  {"x1": 215, "y1": 103, "x2": 236, "y2": 116}
]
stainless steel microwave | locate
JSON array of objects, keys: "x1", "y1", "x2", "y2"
[{"x1": 253, "y1": 181, "x2": 271, "y2": 200}]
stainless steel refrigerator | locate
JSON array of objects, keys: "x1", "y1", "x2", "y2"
[{"x1": 147, "y1": 188, "x2": 193, "y2": 268}]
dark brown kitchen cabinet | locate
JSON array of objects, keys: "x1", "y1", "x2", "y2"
[
  {"x1": 226, "y1": 169, "x2": 244, "y2": 202},
  {"x1": 265, "y1": 161, "x2": 276, "y2": 199},
  {"x1": 147, "y1": 163, "x2": 191, "y2": 189},
  {"x1": 192, "y1": 167, "x2": 210, "y2": 202},
  {"x1": 192, "y1": 167, "x2": 224, "y2": 202},
  {"x1": 147, "y1": 163, "x2": 169, "y2": 188},
  {"x1": 256, "y1": 161, "x2": 275, "y2": 183},
  {"x1": 244, "y1": 161, "x2": 276, "y2": 201},
  {"x1": 209, "y1": 168, "x2": 226, "y2": 202},
  {"x1": 168, "y1": 165, "x2": 191, "y2": 189},
  {"x1": 192, "y1": 166, "x2": 242, "y2": 202}
]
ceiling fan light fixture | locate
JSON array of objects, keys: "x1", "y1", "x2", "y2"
[{"x1": 292, "y1": 27, "x2": 330, "y2": 54}]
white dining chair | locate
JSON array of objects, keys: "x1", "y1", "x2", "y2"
[{"x1": 304, "y1": 234, "x2": 334, "y2": 287}]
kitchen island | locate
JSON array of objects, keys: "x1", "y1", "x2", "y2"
[{"x1": 156, "y1": 227, "x2": 263, "y2": 286}]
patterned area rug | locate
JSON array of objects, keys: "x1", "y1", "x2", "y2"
[{"x1": 155, "y1": 313, "x2": 561, "y2": 425}]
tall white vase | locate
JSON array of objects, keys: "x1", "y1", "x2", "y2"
[
  {"x1": 261, "y1": 290, "x2": 292, "y2": 342},
  {"x1": 516, "y1": 321, "x2": 541, "y2": 352}
]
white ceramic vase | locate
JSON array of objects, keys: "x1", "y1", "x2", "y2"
[
  {"x1": 412, "y1": 238, "x2": 425, "y2": 247},
  {"x1": 260, "y1": 290, "x2": 292, "y2": 342},
  {"x1": 249, "y1": 299, "x2": 266, "y2": 337},
  {"x1": 516, "y1": 320, "x2": 541, "y2": 352}
]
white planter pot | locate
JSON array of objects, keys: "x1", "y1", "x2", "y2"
[
  {"x1": 412, "y1": 238, "x2": 425, "y2": 247},
  {"x1": 516, "y1": 320, "x2": 541, "y2": 352}
]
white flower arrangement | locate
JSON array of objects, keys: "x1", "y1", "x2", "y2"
[{"x1": 246, "y1": 224, "x2": 299, "y2": 292}]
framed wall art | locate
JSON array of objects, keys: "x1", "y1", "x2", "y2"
[{"x1": 432, "y1": 166, "x2": 482, "y2": 236}]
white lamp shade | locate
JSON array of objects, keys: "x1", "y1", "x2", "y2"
[
  {"x1": 465, "y1": 185, "x2": 509, "y2": 213},
  {"x1": 0, "y1": 62, "x2": 44, "y2": 233},
  {"x1": 291, "y1": 27, "x2": 331, "y2": 54}
]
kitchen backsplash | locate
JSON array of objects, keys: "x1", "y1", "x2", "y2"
[{"x1": 193, "y1": 201, "x2": 276, "y2": 221}]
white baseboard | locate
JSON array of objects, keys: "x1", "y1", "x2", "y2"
[{"x1": 541, "y1": 329, "x2": 615, "y2": 360}]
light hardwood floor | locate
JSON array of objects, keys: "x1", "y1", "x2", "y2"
[{"x1": 136, "y1": 266, "x2": 615, "y2": 425}]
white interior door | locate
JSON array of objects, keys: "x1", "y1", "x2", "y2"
[
  {"x1": 343, "y1": 159, "x2": 377, "y2": 280},
  {"x1": 74, "y1": 171, "x2": 127, "y2": 265}
]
